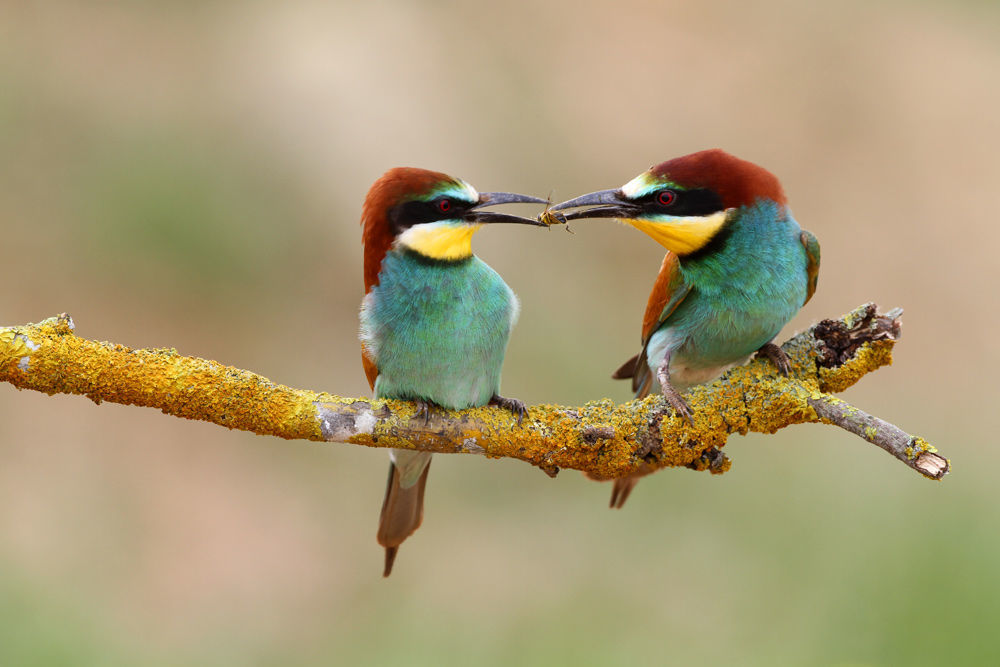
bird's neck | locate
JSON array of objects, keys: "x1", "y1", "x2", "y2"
[{"x1": 680, "y1": 200, "x2": 798, "y2": 279}]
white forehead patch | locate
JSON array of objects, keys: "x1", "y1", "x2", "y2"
[
  {"x1": 434, "y1": 178, "x2": 479, "y2": 204},
  {"x1": 621, "y1": 171, "x2": 663, "y2": 199}
]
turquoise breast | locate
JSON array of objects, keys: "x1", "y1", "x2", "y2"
[
  {"x1": 360, "y1": 248, "x2": 517, "y2": 410},
  {"x1": 663, "y1": 201, "x2": 809, "y2": 368}
]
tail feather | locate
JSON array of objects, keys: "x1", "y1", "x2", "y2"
[
  {"x1": 377, "y1": 451, "x2": 432, "y2": 577},
  {"x1": 610, "y1": 476, "x2": 639, "y2": 509},
  {"x1": 611, "y1": 353, "x2": 640, "y2": 379},
  {"x1": 633, "y1": 364, "x2": 653, "y2": 399},
  {"x1": 612, "y1": 351, "x2": 654, "y2": 398},
  {"x1": 383, "y1": 546, "x2": 398, "y2": 578},
  {"x1": 609, "y1": 352, "x2": 653, "y2": 508}
]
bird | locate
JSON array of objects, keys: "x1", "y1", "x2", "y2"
[
  {"x1": 359, "y1": 167, "x2": 547, "y2": 576},
  {"x1": 550, "y1": 149, "x2": 820, "y2": 508}
]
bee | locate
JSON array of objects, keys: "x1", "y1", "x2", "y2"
[{"x1": 538, "y1": 206, "x2": 568, "y2": 229}]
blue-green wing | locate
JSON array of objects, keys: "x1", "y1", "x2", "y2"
[{"x1": 800, "y1": 230, "x2": 821, "y2": 304}]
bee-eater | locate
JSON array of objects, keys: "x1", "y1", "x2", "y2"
[
  {"x1": 359, "y1": 168, "x2": 546, "y2": 576},
  {"x1": 551, "y1": 149, "x2": 820, "y2": 507}
]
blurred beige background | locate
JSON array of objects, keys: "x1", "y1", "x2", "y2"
[{"x1": 1, "y1": 1, "x2": 998, "y2": 664}]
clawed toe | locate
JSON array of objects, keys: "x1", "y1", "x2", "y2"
[
  {"x1": 656, "y1": 356, "x2": 694, "y2": 424},
  {"x1": 758, "y1": 342, "x2": 791, "y2": 376},
  {"x1": 490, "y1": 395, "x2": 528, "y2": 425},
  {"x1": 661, "y1": 386, "x2": 694, "y2": 424},
  {"x1": 414, "y1": 400, "x2": 433, "y2": 425}
]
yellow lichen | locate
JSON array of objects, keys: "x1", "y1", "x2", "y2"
[
  {"x1": 818, "y1": 341, "x2": 893, "y2": 393},
  {"x1": 909, "y1": 437, "x2": 937, "y2": 455},
  {"x1": 1, "y1": 306, "x2": 926, "y2": 482},
  {"x1": 0, "y1": 328, "x2": 31, "y2": 365}
]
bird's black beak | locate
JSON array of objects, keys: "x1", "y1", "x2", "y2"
[
  {"x1": 548, "y1": 189, "x2": 640, "y2": 221},
  {"x1": 464, "y1": 192, "x2": 549, "y2": 226}
]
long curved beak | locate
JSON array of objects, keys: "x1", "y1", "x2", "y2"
[
  {"x1": 465, "y1": 192, "x2": 549, "y2": 226},
  {"x1": 549, "y1": 189, "x2": 639, "y2": 221}
]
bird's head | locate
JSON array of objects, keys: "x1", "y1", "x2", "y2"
[
  {"x1": 550, "y1": 149, "x2": 787, "y2": 257},
  {"x1": 362, "y1": 167, "x2": 547, "y2": 265}
]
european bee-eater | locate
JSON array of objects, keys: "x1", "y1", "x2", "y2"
[
  {"x1": 551, "y1": 149, "x2": 820, "y2": 507},
  {"x1": 359, "y1": 168, "x2": 546, "y2": 576}
]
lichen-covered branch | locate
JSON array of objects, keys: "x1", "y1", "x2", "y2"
[
  {"x1": 0, "y1": 304, "x2": 948, "y2": 481},
  {"x1": 807, "y1": 395, "x2": 947, "y2": 479}
]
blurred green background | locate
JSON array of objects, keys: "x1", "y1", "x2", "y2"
[{"x1": 1, "y1": 1, "x2": 998, "y2": 665}]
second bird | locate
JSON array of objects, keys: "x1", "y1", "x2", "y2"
[
  {"x1": 552, "y1": 149, "x2": 820, "y2": 507},
  {"x1": 359, "y1": 168, "x2": 546, "y2": 576}
]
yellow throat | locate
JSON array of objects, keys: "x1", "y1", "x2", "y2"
[
  {"x1": 397, "y1": 221, "x2": 481, "y2": 260},
  {"x1": 624, "y1": 210, "x2": 730, "y2": 255}
]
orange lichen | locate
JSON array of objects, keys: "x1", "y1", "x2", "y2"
[
  {"x1": 1, "y1": 305, "x2": 928, "y2": 482},
  {"x1": 1, "y1": 314, "x2": 326, "y2": 441}
]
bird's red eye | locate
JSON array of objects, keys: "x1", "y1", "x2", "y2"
[
  {"x1": 657, "y1": 190, "x2": 676, "y2": 206},
  {"x1": 437, "y1": 198, "x2": 452, "y2": 213}
]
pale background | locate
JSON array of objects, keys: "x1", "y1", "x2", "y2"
[{"x1": 1, "y1": 1, "x2": 997, "y2": 665}]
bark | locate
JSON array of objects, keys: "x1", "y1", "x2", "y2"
[{"x1": 0, "y1": 304, "x2": 947, "y2": 481}]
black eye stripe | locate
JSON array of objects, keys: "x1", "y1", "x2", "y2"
[
  {"x1": 387, "y1": 197, "x2": 473, "y2": 234},
  {"x1": 637, "y1": 188, "x2": 724, "y2": 217}
]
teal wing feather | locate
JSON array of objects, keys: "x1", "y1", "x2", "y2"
[{"x1": 800, "y1": 230, "x2": 821, "y2": 304}]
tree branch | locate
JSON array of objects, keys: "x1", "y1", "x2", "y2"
[{"x1": 0, "y1": 304, "x2": 948, "y2": 481}]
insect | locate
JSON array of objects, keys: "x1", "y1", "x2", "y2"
[{"x1": 538, "y1": 205, "x2": 569, "y2": 229}]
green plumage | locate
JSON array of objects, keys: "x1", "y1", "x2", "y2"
[
  {"x1": 654, "y1": 201, "x2": 810, "y2": 371},
  {"x1": 360, "y1": 248, "x2": 517, "y2": 410}
]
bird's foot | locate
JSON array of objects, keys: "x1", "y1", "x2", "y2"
[
  {"x1": 656, "y1": 356, "x2": 693, "y2": 424},
  {"x1": 489, "y1": 394, "x2": 528, "y2": 425},
  {"x1": 661, "y1": 384, "x2": 694, "y2": 424},
  {"x1": 757, "y1": 342, "x2": 791, "y2": 376},
  {"x1": 413, "y1": 399, "x2": 436, "y2": 425}
]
